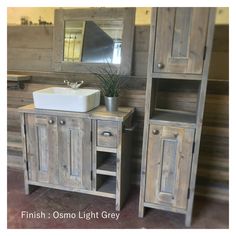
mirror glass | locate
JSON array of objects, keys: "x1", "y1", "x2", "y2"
[{"x1": 63, "y1": 20, "x2": 123, "y2": 64}]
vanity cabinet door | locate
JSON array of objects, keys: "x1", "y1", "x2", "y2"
[
  {"x1": 145, "y1": 125, "x2": 195, "y2": 209},
  {"x1": 57, "y1": 117, "x2": 92, "y2": 190},
  {"x1": 153, "y1": 8, "x2": 209, "y2": 74},
  {"x1": 25, "y1": 114, "x2": 59, "y2": 184}
]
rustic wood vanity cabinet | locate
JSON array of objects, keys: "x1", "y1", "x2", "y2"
[
  {"x1": 139, "y1": 8, "x2": 216, "y2": 227},
  {"x1": 19, "y1": 105, "x2": 134, "y2": 211}
]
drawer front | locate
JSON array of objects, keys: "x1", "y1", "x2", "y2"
[{"x1": 97, "y1": 120, "x2": 118, "y2": 148}]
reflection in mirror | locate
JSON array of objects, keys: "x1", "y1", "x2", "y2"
[{"x1": 64, "y1": 20, "x2": 123, "y2": 64}]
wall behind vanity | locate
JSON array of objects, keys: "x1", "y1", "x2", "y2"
[{"x1": 7, "y1": 8, "x2": 228, "y2": 201}]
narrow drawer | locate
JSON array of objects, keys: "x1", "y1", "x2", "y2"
[{"x1": 97, "y1": 120, "x2": 118, "y2": 148}]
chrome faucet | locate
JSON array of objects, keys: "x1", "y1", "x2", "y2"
[{"x1": 64, "y1": 80, "x2": 84, "y2": 89}]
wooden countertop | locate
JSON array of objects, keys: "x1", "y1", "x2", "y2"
[{"x1": 18, "y1": 104, "x2": 135, "y2": 122}]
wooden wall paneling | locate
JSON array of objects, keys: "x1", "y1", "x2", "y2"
[
  {"x1": 8, "y1": 48, "x2": 53, "y2": 72},
  {"x1": 7, "y1": 26, "x2": 53, "y2": 49}
]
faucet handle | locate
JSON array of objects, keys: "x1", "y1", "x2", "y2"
[
  {"x1": 64, "y1": 80, "x2": 69, "y2": 85},
  {"x1": 76, "y1": 80, "x2": 84, "y2": 87}
]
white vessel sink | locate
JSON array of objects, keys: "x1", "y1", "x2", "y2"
[{"x1": 33, "y1": 87, "x2": 100, "y2": 112}]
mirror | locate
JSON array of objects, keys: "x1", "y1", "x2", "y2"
[
  {"x1": 53, "y1": 8, "x2": 135, "y2": 75},
  {"x1": 64, "y1": 20, "x2": 123, "y2": 64}
]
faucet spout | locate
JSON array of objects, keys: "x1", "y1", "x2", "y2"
[{"x1": 64, "y1": 80, "x2": 84, "y2": 89}]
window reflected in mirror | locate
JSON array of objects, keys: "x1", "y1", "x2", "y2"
[{"x1": 64, "y1": 20, "x2": 123, "y2": 64}]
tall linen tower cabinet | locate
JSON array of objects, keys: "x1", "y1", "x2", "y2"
[{"x1": 138, "y1": 8, "x2": 216, "y2": 227}]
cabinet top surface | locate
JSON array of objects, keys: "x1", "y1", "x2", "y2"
[
  {"x1": 18, "y1": 104, "x2": 134, "y2": 122},
  {"x1": 7, "y1": 74, "x2": 31, "y2": 82}
]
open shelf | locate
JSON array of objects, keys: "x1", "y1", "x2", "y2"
[
  {"x1": 96, "y1": 175, "x2": 116, "y2": 195},
  {"x1": 150, "y1": 109, "x2": 196, "y2": 127},
  {"x1": 149, "y1": 78, "x2": 200, "y2": 128},
  {"x1": 96, "y1": 151, "x2": 116, "y2": 176}
]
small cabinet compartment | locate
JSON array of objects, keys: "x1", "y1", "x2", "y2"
[
  {"x1": 96, "y1": 175, "x2": 116, "y2": 195},
  {"x1": 150, "y1": 78, "x2": 200, "y2": 125},
  {"x1": 153, "y1": 8, "x2": 209, "y2": 74},
  {"x1": 96, "y1": 151, "x2": 116, "y2": 176},
  {"x1": 145, "y1": 124, "x2": 195, "y2": 209},
  {"x1": 96, "y1": 120, "x2": 118, "y2": 148}
]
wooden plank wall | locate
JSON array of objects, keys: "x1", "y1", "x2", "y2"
[{"x1": 7, "y1": 24, "x2": 229, "y2": 201}]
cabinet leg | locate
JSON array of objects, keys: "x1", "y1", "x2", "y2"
[
  {"x1": 138, "y1": 204, "x2": 145, "y2": 218},
  {"x1": 24, "y1": 183, "x2": 30, "y2": 195},
  {"x1": 185, "y1": 211, "x2": 192, "y2": 227},
  {"x1": 115, "y1": 201, "x2": 121, "y2": 211},
  {"x1": 24, "y1": 184, "x2": 38, "y2": 195}
]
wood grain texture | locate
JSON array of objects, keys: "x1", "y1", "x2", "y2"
[
  {"x1": 97, "y1": 120, "x2": 118, "y2": 148},
  {"x1": 7, "y1": 17, "x2": 228, "y2": 202},
  {"x1": 138, "y1": 8, "x2": 219, "y2": 227},
  {"x1": 58, "y1": 116, "x2": 92, "y2": 190},
  {"x1": 145, "y1": 125, "x2": 195, "y2": 210},
  {"x1": 153, "y1": 8, "x2": 209, "y2": 74},
  {"x1": 7, "y1": 26, "x2": 53, "y2": 49}
]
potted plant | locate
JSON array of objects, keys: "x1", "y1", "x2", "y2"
[{"x1": 91, "y1": 64, "x2": 126, "y2": 112}]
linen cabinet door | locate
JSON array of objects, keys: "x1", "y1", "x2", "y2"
[
  {"x1": 25, "y1": 114, "x2": 58, "y2": 184},
  {"x1": 145, "y1": 125, "x2": 195, "y2": 209},
  {"x1": 153, "y1": 8, "x2": 209, "y2": 74},
  {"x1": 58, "y1": 117, "x2": 92, "y2": 190}
]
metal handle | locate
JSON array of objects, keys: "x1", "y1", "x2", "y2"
[
  {"x1": 157, "y1": 63, "x2": 164, "y2": 69},
  {"x1": 101, "y1": 131, "x2": 113, "y2": 137},
  {"x1": 48, "y1": 119, "x2": 54, "y2": 124},
  {"x1": 59, "y1": 120, "x2": 65, "y2": 125},
  {"x1": 152, "y1": 129, "x2": 159, "y2": 135},
  {"x1": 124, "y1": 123, "x2": 137, "y2": 132}
]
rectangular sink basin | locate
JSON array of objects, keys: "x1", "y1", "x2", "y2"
[{"x1": 33, "y1": 87, "x2": 100, "y2": 112}]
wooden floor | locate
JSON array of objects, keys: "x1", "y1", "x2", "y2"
[{"x1": 7, "y1": 168, "x2": 228, "y2": 229}]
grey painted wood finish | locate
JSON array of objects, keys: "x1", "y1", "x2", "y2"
[
  {"x1": 139, "y1": 8, "x2": 216, "y2": 227},
  {"x1": 20, "y1": 105, "x2": 134, "y2": 210},
  {"x1": 145, "y1": 125, "x2": 195, "y2": 209},
  {"x1": 153, "y1": 8, "x2": 209, "y2": 74},
  {"x1": 7, "y1": 15, "x2": 228, "y2": 202}
]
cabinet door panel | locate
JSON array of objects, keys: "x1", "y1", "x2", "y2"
[
  {"x1": 154, "y1": 8, "x2": 209, "y2": 74},
  {"x1": 58, "y1": 117, "x2": 91, "y2": 190},
  {"x1": 26, "y1": 114, "x2": 58, "y2": 184},
  {"x1": 145, "y1": 125, "x2": 195, "y2": 209}
]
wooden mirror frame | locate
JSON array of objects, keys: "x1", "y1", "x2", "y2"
[{"x1": 53, "y1": 8, "x2": 135, "y2": 75}]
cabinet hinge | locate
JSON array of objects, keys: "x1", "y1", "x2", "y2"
[
  {"x1": 187, "y1": 188, "x2": 190, "y2": 199},
  {"x1": 25, "y1": 160, "x2": 29, "y2": 171},
  {"x1": 23, "y1": 124, "x2": 26, "y2": 135},
  {"x1": 203, "y1": 46, "x2": 207, "y2": 60},
  {"x1": 192, "y1": 142, "x2": 195, "y2": 154},
  {"x1": 90, "y1": 170, "x2": 93, "y2": 181},
  {"x1": 90, "y1": 130, "x2": 93, "y2": 142}
]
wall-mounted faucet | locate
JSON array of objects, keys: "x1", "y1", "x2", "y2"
[{"x1": 64, "y1": 80, "x2": 84, "y2": 89}]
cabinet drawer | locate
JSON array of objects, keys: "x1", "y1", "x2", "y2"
[{"x1": 97, "y1": 120, "x2": 118, "y2": 148}]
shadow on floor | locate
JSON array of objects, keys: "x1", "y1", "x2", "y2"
[{"x1": 7, "y1": 168, "x2": 229, "y2": 229}]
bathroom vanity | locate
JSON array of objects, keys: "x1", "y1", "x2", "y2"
[{"x1": 19, "y1": 104, "x2": 134, "y2": 210}]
